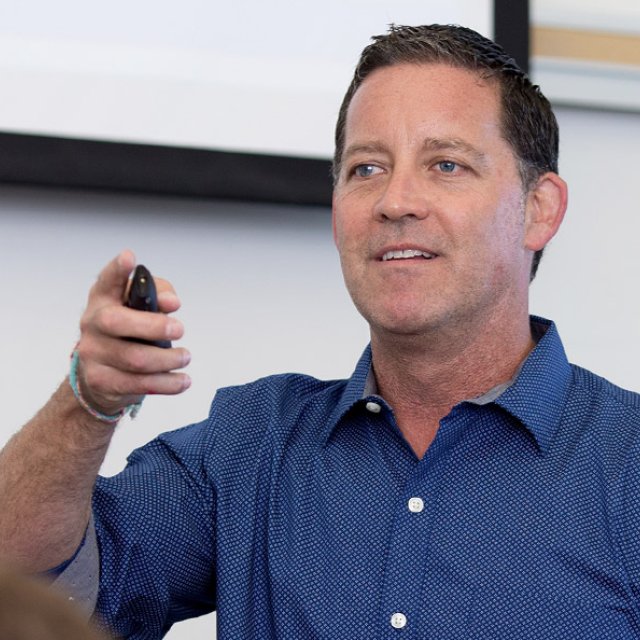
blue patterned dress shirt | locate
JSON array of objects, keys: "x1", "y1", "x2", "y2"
[{"x1": 87, "y1": 317, "x2": 640, "y2": 639}]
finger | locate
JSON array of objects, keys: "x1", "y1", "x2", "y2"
[
  {"x1": 92, "y1": 250, "x2": 137, "y2": 301},
  {"x1": 80, "y1": 337, "x2": 191, "y2": 375},
  {"x1": 154, "y1": 277, "x2": 175, "y2": 296},
  {"x1": 157, "y1": 290, "x2": 181, "y2": 314},
  {"x1": 80, "y1": 364, "x2": 191, "y2": 413},
  {"x1": 85, "y1": 365, "x2": 192, "y2": 397},
  {"x1": 155, "y1": 277, "x2": 181, "y2": 313},
  {"x1": 88, "y1": 305, "x2": 184, "y2": 343},
  {"x1": 137, "y1": 371, "x2": 192, "y2": 396}
]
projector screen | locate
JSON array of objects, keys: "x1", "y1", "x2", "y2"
[{"x1": 0, "y1": 1, "x2": 493, "y2": 160}]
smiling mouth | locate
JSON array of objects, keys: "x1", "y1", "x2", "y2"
[{"x1": 381, "y1": 249, "x2": 436, "y2": 261}]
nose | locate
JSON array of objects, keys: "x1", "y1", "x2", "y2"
[{"x1": 374, "y1": 165, "x2": 430, "y2": 222}]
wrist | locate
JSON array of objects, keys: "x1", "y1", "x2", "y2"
[{"x1": 68, "y1": 349, "x2": 143, "y2": 425}]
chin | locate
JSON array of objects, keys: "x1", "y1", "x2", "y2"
[
  {"x1": 364, "y1": 307, "x2": 443, "y2": 338},
  {"x1": 350, "y1": 286, "x2": 457, "y2": 335}
]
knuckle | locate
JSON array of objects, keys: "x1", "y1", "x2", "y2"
[
  {"x1": 75, "y1": 341, "x2": 93, "y2": 365},
  {"x1": 81, "y1": 364, "x2": 105, "y2": 392},
  {"x1": 79, "y1": 309, "x2": 93, "y2": 334},
  {"x1": 94, "y1": 305, "x2": 120, "y2": 335},
  {"x1": 112, "y1": 375, "x2": 135, "y2": 397},
  {"x1": 124, "y1": 347, "x2": 147, "y2": 372}
]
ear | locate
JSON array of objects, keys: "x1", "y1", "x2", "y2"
[{"x1": 524, "y1": 172, "x2": 568, "y2": 251}]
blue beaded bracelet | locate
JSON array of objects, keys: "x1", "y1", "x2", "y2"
[{"x1": 68, "y1": 349, "x2": 143, "y2": 424}]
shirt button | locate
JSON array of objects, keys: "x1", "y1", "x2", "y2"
[
  {"x1": 408, "y1": 497, "x2": 424, "y2": 513},
  {"x1": 390, "y1": 612, "x2": 407, "y2": 629},
  {"x1": 365, "y1": 401, "x2": 382, "y2": 414}
]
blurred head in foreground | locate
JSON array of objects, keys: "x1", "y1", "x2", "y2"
[{"x1": 0, "y1": 567, "x2": 112, "y2": 640}]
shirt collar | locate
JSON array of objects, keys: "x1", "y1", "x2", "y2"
[
  {"x1": 324, "y1": 344, "x2": 374, "y2": 439},
  {"x1": 323, "y1": 316, "x2": 573, "y2": 454},
  {"x1": 493, "y1": 316, "x2": 572, "y2": 454}
]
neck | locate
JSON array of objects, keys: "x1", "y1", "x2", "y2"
[{"x1": 370, "y1": 309, "x2": 535, "y2": 457}]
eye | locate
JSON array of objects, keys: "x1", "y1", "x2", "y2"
[
  {"x1": 352, "y1": 164, "x2": 382, "y2": 178},
  {"x1": 437, "y1": 160, "x2": 459, "y2": 173}
]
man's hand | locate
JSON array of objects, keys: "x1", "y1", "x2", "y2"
[
  {"x1": 76, "y1": 250, "x2": 191, "y2": 417},
  {"x1": 0, "y1": 250, "x2": 192, "y2": 571}
]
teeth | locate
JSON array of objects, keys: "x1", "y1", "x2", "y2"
[{"x1": 382, "y1": 249, "x2": 435, "y2": 261}]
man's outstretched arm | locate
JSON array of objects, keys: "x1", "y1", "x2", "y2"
[{"x1": 0, "y1": 250, "x2": 191, "y2": 572}]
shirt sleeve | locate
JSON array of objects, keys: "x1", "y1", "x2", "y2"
[
  {"x1": 91, "y1": 419, "x2": 218, "y2": 638},
  {"x1": 50, "y1": 512, "x2": 100, "y2": 620}
]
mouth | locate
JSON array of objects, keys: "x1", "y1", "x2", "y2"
[{"x1": 380, "y1": 248, "x2": 437, "y2": 262}]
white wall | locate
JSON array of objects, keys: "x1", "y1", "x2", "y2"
[
  {"x1": 530, "y1": 105, "x2": 640, "y2": 392},
  {"x1": 2, "y1": 109, "x2": 640, "y2": 639}
]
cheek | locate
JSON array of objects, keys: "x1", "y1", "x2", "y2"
[
  {"x1": 331, "y1": 193, "x2": 341, "y2": 246},
  {"x1": 332, "y1": 215, "x2": 347, "y2": 253},
  {"x1": 456, "y1": 198, "x2": 526, "y2": 269},
  {"x1": 487, "y1": 211, "x2": 529, "y2": 281},
  {"x1": 486, "y1": 190, "x2": 527, "y2": 241},
  {"x1": 332, "y1": 201, "x2": 362, "y2": 251}
]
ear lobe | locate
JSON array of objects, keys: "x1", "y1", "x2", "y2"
[{"x1": 524, "y1": 172, "x2": 568, "y2": 251}]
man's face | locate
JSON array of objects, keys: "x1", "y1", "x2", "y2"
[{"x1": 332, "y1": 63, "x2": 538, "y2": 339}]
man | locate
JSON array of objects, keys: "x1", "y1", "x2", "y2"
[{"x1": 1, "y1": 24, "x2": 639, "y2": 639}]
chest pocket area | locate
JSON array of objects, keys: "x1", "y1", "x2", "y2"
[{"x1": 469, "y1": 587, "x2": 634, "y2": 640}]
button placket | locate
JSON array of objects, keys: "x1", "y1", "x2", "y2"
[{"x1": 378, "y1": 453, "x2": 440, "y2": 638}]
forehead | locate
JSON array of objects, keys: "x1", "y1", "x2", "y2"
[{"x1": 344, "y1": 63, "x2": 504, "y2": 147}]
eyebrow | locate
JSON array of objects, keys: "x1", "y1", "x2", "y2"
[
  {"x1": 342, "y1": 137, "x2": 489, "y2": 168},
  {"x1": 421, "y1": 137, "x2": 489, "y2": 166},
  {"x1": 342, "y1": 142, "x2": 388, "y2": 161}
]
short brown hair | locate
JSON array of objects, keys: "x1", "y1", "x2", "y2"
[
  {"x1": 0, "y1": 567, "x2": 113, "y2": 640},
  {"x1": 333, "y1": 24, "x2": 559, "y2": 280}
]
